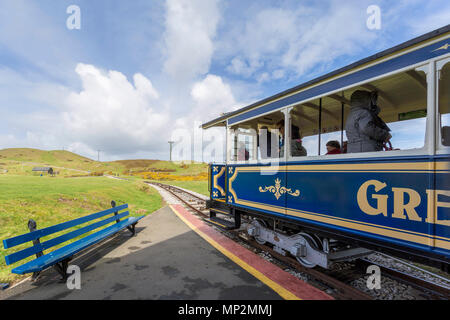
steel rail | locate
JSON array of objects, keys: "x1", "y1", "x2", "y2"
[
  {"x1": 355, "y1": 258, "x2": 450, "y2": 300},
  {"x1": 146, "y1": 182, "x2": 209, "y2": 218},
  {"x1": 231, "y1": 231, "x2": 373, "y2": 300}
]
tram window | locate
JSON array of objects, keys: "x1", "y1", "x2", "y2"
[
  {"x1": 319, "y1": 97, "x2": 346, "y2": 155},
  {"x1": 289, "y1": 102, "x2": 320, "y2": 157},
  {"x1": 345, "y1": 69, "x2": 427, "y2": 153},
  {"x1": 254, "y1": 111, "x2": 285, "y2": 160},
  {"x1": 439, "y1": 62, "x2": 450, "y2": 147},
  {"x1": 230, "y1": 127, "x2": 257, "y2": 162},
  {"x1": 230, "y1": 111, "x2": 286, "y2": 162}
]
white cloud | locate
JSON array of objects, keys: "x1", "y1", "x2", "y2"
[
  {"x1": 0, "y1": 64, "x2": 240, "y2": 162},
  {"x1": 406, "y1": 6, "x2": 450, "y2": 35},
  {"x1": 163, "y1": 0, "x2": 221, "y2": 82},
  {"x1": 170, "y1": 74, "x2": 239, "y2": 162},
  {"x1": 220, "y1": 2, "x2": 378, "y2": 81},
  {"x1": 227, "y1": 57, "x2": 263, "y2": 78},
  {"x1": 191, "y1": 74, "x2": 237, "y2": 120},
  {"x1": 61, "y1": 63, "x2": 170, "y2": 156}
]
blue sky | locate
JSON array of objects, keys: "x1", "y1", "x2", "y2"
[{"x1": 0, "y1": 0, "x2": 449, "y2": 161}]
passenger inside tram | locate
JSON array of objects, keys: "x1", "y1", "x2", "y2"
[
  {"x1": 325, "y1": 140, "x2": 341, "y2": 155},
  {"x1": 277, "y1": 119, "x2": 307, "y2": 157},
  {"x1": 345, "y1": 90, "x2": 392, "y2": 153},
  {"x1": 237, "y1": 142, "x2": 249, "y2": 161},
  {"x1": 443, "y1": 126, "x2": 450, "y2": 146},
  {"x1": 440, "y1": 62, "x2": 450, "y2": 147},
  {"x1": 230, "y1": 66, "x2": 431, "y2": 162}
]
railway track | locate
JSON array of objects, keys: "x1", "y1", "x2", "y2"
[{"x1": 147, "y1": 181, "x2": 450, "y2": 300}]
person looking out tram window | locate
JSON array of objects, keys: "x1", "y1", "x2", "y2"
[
  {"x1": 237, "y1": 142, "x2": 249, "y2": 161},
  {"x1": 345, "y1": 90, "x2": 392, "y2": 153},
  {"x1": 277, "y1": 119, "x2": 307, "y2": 157},
  {"x1": 325, "y1": 140, "x2": 341, "y2": 155}
]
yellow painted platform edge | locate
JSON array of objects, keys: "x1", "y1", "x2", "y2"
[{"x1": 169, "y1": 204, "x2": 304, "y2": 301}]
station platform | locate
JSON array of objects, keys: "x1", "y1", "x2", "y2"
[{"x1": 1, "y1": 197, "x2": 332, "y2": 300}]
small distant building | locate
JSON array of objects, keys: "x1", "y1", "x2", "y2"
[{"x1": 32, "y1": 167, "x2": 54, "y2": 175}]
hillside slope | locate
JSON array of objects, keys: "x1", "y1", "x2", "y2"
[{"x1": 0, "y1": 148, "x2": 208, "y2": 176}]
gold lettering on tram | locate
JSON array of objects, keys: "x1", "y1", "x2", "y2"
[
  {"x1": 357, "y1": 180, "x2": 388, "y2": 217},
  {"x1": 357, "y1": 180, "x2": 450, "y2": 226}
]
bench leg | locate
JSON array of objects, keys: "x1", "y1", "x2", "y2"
[
  {"x1": 53, "y1": 258, "x2": 71, "y2": 281},
  {"x1": 31, "y1": 271, "x2": 41, "y2": 282},
  {"x1": 126, "y1": 223, "x2": 137, "y2": 236}
]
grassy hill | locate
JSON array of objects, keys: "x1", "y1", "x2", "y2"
[
  {"x1": 0, "y1": 148, "x2": 106, "y2": 176},
  {"x1": 0, "y1": 148, "x2": 93, "y2": 163},
  {"x1": 0, "y1": 148, "x2": 208, "y2": 177},
  {"x1": 0, "y1": 148, "x2": 95, "y2": 169}
]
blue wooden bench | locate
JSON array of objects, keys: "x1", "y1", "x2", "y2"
[{"x1": 2, "y1": 201, "x2": 144, "y2": 281}]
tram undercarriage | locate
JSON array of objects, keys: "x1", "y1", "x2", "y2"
[
  {"x1": 207, "y1": 200, "x2": 449, "y2": 272},
  {"x1": 207, "y1": 200, "x2": 373, "y2": 269}
]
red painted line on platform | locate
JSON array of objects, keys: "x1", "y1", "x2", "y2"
[{"x1": 170, "y1": 204, "x2": 333, "y2": 300}]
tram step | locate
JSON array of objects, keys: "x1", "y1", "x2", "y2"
[
  {"x1": 207, "y1": 216, "x2": 237, "y2": 230},
  {"x1": 211, "y1": 208, "x2": 233, "y2": 217}
]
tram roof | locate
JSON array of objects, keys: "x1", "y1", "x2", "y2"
[{"x1": 202, "y1": 24, "x2": 450, "y2": 129}]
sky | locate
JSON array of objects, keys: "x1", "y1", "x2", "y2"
[{"x1": 0, "y1": 0, "x2": 449, "y2": 161}]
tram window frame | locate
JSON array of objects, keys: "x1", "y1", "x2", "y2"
[
  {"x1": 288, "y1": 100, "x2": 321, "y2": 158},
  {"x1": 287, "y1": 65, "x2": 431, "y2": 162},
  {"x1": 437, "y1": 58, "x2": 450, "y2": 152},
  {"x1": 228, "y1": 126, "x2": 258, "y2": 164},
  {"x1": 227, "y1": 110, "x2": 286, "y2": 164},
  {"x1": 226, "y1": 63, "x2": 433, "y2": 164}
]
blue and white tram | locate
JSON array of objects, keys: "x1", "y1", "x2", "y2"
[{"x1": 203, "y1": 25, "x2": 450, "y2": 271}]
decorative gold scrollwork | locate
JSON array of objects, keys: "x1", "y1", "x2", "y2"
[{"x1": 259, "y1": 178, "x2": 300, "y2": 200}]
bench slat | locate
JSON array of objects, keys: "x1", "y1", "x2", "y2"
[
  {"x1": 11, "y1": 216, "x2": 144, "y2": 275},
  {"x1": 5, "y1": 211, "x2": 130, "y2": 265},
  {"x1": 3, "y1": 204, "x2": 128, "y2": 249}
]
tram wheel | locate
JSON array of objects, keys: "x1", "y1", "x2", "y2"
[
  {"x1": 293, "y1": 232, "x2": 321, "y2": 268},
  {"x1": 252, "y1": 219, "x2": 268, "y2": 245}
]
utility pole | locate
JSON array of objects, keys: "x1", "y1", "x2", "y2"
[
  {"x1": 168, "y1": 141, "x2": 174, "y2": 162},
  {"x1": 201, "y1": 129, "x2": 204, "y2": 164}
]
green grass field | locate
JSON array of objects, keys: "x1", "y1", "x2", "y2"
[{"x1": 0, "y1": 175, "x2": 162, "y2": 284}]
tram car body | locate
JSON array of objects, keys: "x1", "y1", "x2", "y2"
[{"x1": 203, "y1": 26, "x2": 450, "y2": 271}]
